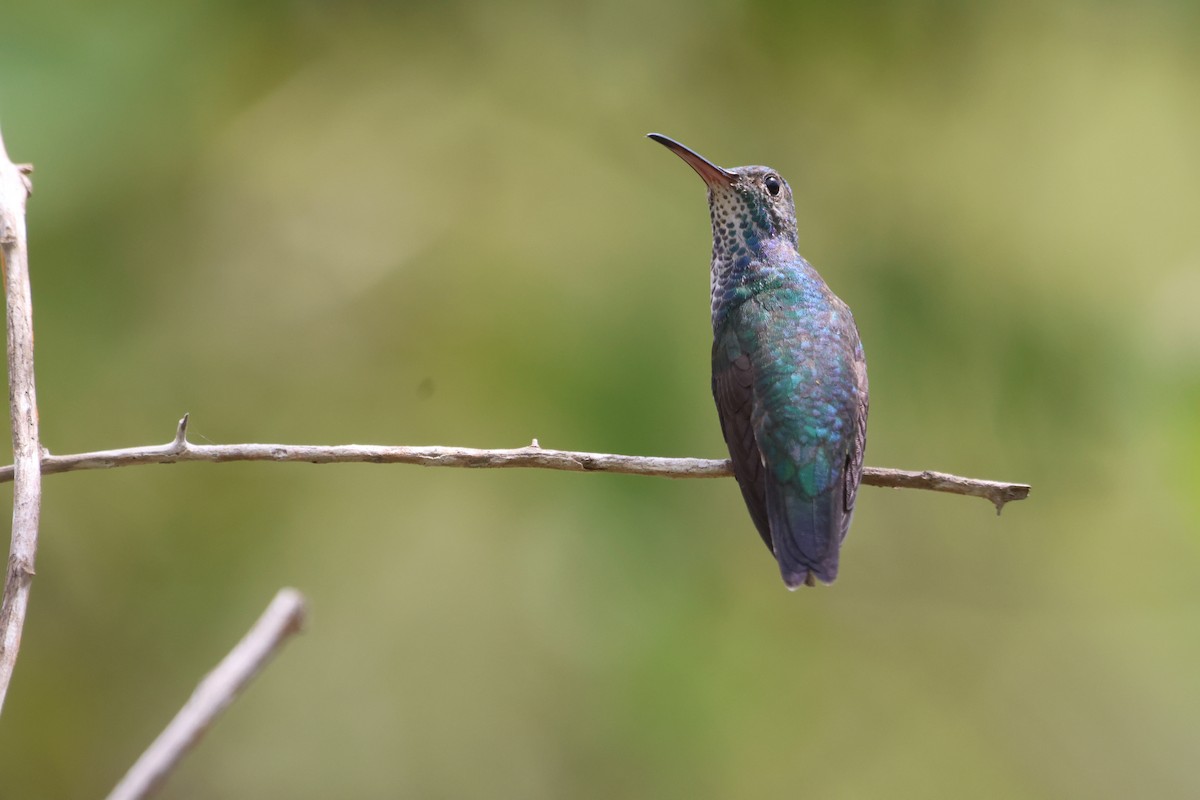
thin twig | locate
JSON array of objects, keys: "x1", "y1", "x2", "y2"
[
  {"x1": 1, "y1": 414, "x2": 1030, "y2": 513},
  {"x1": 107, "y1": 588, "x2": 308, "y2": 800},
  {"x1": 0, "y1": 126, "x2": 40, "y2": 715}
]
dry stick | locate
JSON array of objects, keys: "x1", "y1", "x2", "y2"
[
  {"x1": 3, "y1": 414, "x2": 1030, "y2": 513},
  {"x1": 107, "y1": 588, "x2": 308, "y2": 800},
  {"x1": 0, "y1": 129, "x2": 39, "y2": 715}
]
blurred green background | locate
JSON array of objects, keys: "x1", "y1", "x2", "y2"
[{"x1": 2, "y1": 0, "x2": 1198, "y2": 796}]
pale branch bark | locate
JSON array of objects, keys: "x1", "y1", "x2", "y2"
[
  {"x1": 2, "y1": 414, "x2": 1031, "y2": 513},
  {"x1": 107, "y1": 588, "x2": 308, "y2": 800},
  {"x1": 0, "y1": 129, "x2": 39, "y2": 716}
]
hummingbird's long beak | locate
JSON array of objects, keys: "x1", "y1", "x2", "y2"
[{"x1": 647, "y1": 133, "x2": 737, "y2": 187}]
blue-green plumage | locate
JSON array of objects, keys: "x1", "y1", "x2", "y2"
[{"x1": 650, "y1": 134, "x2": 868, "y2": 589}]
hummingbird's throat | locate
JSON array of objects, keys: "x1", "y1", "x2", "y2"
[
  {"x1": 706, "y1": 187, "x2": 797, "y2": 329},
  {"x1": 707, "y1": 186, "x2": 773, "y2": 263}
]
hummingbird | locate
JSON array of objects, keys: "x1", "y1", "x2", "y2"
[{"x1": 648, "y1": 133, "x2": 868, "y2": 589}]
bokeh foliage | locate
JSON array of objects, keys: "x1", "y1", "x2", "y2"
[{"x1": 1, "y1": 0, "x2": 1198, "y2": 796}]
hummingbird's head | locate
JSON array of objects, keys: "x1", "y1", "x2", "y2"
[{"x1": 647, "y1": 133, "x2": 799, "y2": 257}]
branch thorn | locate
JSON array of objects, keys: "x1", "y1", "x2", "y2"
[{"x1": 172, "y1": 414, "x2": 190, "y2": 452}]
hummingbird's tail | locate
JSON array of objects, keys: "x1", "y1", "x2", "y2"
[{"x1": 764, "y1": 479, "x2": 848, "y2": 590}]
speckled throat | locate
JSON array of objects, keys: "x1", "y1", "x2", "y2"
[{"x1": 705, "y1": 169, "x2": 800, "y2": 331}]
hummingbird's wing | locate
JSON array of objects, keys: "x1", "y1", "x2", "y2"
[
  {"x1": 841, "y1": 335, "x2": 869, "y2": 540},
  {"x1": 711, "y1": 333, "x2": 772, "y2": 551}
]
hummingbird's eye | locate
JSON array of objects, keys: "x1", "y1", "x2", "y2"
[{"x1": 764, "y1": 175, "x2": 782, "y2": 196}]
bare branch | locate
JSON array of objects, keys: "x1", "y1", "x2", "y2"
[
  {"x1": 0, "y1": 415, "x2": 1030, "y2": 512},
  {"x1": 859, "y1": 467, "x2": 1030, "y2": 514},
  {"x1": 107, "y1": 588, "x2": 308, "y2": 800},
  {"x1": 0, "y1": 126, "x2": 40, "y2": 715}
]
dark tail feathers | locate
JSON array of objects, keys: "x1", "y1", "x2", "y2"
[{"x1": 764, "y1": 479, "x2": 847, "y2": 590}]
